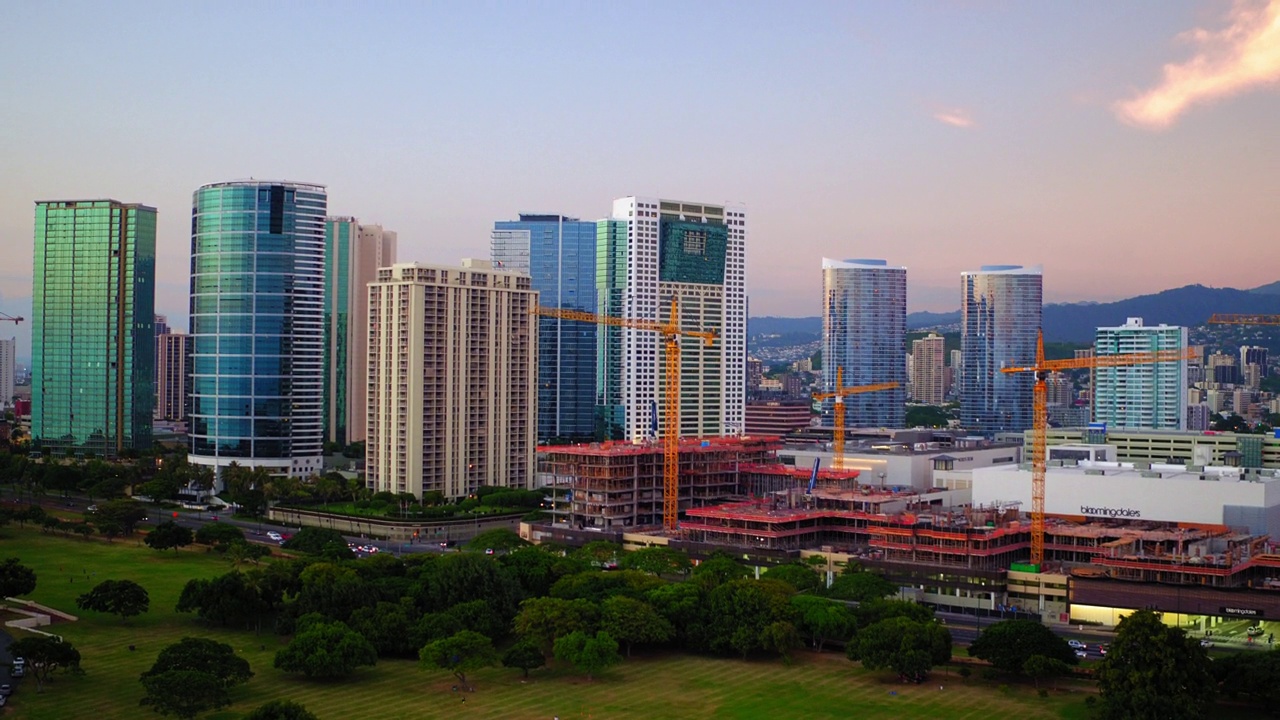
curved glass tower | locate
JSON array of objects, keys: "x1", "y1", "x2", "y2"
[
  {"x1": 959, "y1": 265, "x2": 1043, "y2": 435},
  {"x1": 821, "y1": 258, "x2": 906, "y2": 428},
  {"x1": 188, "y1": 181, "x2": 327, "y2": 479}
]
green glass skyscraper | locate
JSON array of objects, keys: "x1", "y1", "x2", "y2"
[{"x1": 32, "y1": 200, "x2": 157, "y2": 456}]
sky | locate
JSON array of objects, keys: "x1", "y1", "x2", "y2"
[{"x1": 2, "y1": 0, "x2": 1280, "y2": 358}]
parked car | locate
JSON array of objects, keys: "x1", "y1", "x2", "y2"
[
  {"x1": 1068, "y1": 640, "x2": 1087, "y2": 650},
  {"x1": 0, "y1": 684, "x2": 12, "y2": 696},
  {"x1": 12, "y1": 657, "x2": 25, "y2": 668},
  {"x1": 1200, "y1": 639, "x2": 1214, "y2": 648},
  {"x1": 10, "y1": 666, "x2": 23, "y2": 678},
  {"x1": 1247, "y1": 625, "x2": 1265, "y2": 637}
]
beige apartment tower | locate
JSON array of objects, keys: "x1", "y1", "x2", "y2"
[
  {"x1": 155, "y1": 331, "x2": 189, "y2": 420},
  {"x1": 366, "y1": 260, "x2": 537, "y2": 499},
  {"x1": 911, "y1": 333, "x2": 946, "y2": 405}
]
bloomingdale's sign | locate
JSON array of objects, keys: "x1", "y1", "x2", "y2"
[{"x1": 1080, "y1": 505, "x2": 1141, "y2": 518}]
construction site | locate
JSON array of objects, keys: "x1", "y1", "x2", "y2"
[{"x1": 536, "y1": 436, "x2": 779, "y2": 529}]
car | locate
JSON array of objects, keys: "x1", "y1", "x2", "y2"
[
  {"x1": 86, "y1": 505, "x2": 98, "y2": 513},
  {"x1": 1247, "y1": 625, "x2": 1265, "y2": 637},
  {"x1": 12, "y1": 657, "x2": 25, "y2": 667},
  {"x1": 485, "y1": 548, "x2": 495, "y2": 555},
  {"x1": 267, "y1": 531, "x2": 283, "y2": 542},
  {"x1": 1200, "y1": 639, "x2": 1214, "y2": 648},
  {"x1": 1075, "y1": 650, "x2": 1088, "y2": 659},
  {"x1": 0, "y1": 684, "x2": 11, "y2": 696},
  {"x1": 1098, "y1": 645, "x2": 1108, "y2": 655},
  {"x1": 1068, "y1": 639, "x2": 1087, "y2": 650},
  {"x1": 10, "y1": 666, "x2": 23, "y2": 678},
  {"x1": 0, "y1": 694, "x2": 7, "y2": 707}
]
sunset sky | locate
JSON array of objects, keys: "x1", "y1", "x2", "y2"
[{"x1": 2, "y1": 0, "x2": 1279, "y2": 356}]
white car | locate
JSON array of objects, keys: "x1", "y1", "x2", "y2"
[
  {"x1": 1075, "y1": 650, "x2": 1088, "y2": 659},
  {"x1": 1247, "y1": 625, "x2": 1265, "y2": 637},
  {"x1": 1067, "y1": 640, "x2": 1087, "y2": 650},
  {"x1": 267, "y1": 531, "x2": 283, "y2": 542}
]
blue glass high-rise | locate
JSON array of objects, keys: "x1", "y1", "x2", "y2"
[
  {"x1": 188, "y1": 181, "x2": 327, "y2": 479},
  {"x1": 821, "y1": 258, "x2": 906, "y2": 428},
  {"x1": 960, "y1": 265, "x2": 1043, "y2": 435},
  {"x1": 492, "y1": 214, "x2": 597, "y2": 442}
]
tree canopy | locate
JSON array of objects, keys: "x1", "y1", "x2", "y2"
[
  {"x1": 8, "y1": 636, "x2": 80, "y2": 693},
  {"x1": 848, "y1": 615, "x2": 951, "y2": 683},
  {"x1": 139, "y1": 638, "x2": 252, "y2": 719},
  {"x1": 554, "y1": 630, "x2": 622, "y2": 681},
  {"x1": 1094, "y1": 609, "x2": 1215, "y2": 720},
  {"x1": 760, "y1": 563, "x2": 821, "y2": 593},
  {"x1": 501, "y1": 639, "x2": 546, "y2": 678},
  {"x1": 419, "y1": 630, "x2": 500, "y2": 691},
  {"x1": 243, "y1": 700, "x2": 320, "y2": 720},
  {"x1": 144, "y1": 521, "x2": 193, "y2": 553},
  {"x1": 76, "y1": 578, "x2": 150, "y2": 620},
  {"x1": 0, "y1": 556, "x2": 37, "y2": 597},
  {"x1": 968, "y1": 619, "x2": 1077, "y2": 674},
  {"x1": 273, "y1": 619, "x2": 378, "y2": 679}
]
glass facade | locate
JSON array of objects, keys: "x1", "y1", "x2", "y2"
[
  {"x1": 1094, "y1": 320, "x2": 1187, "y2": 430},
  {"x1": 32, "y1": 200, "x2": 156, "y2": 456},
  {"x1": 821, "y1": 259, "x2": 906, "y2": 428},
  {"x1": 594, "y1": 219, "x2": 628, "y2": 440},
  {"x1": 960, "y1": 265, "x2": 1043, "y2": 435},
  {"x1": 492, "y1": 215, "x2": 598, "y2": 442},
  {"x1": 188, "y1": 181, "x2": 327, "y2": 476},
  {"x1": 323, "y1": 219, "x2": 352, "y2": 445}
]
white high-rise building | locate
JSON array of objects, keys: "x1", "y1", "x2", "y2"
[
  {"x1": 598, "y1": 197, "x2": 746, "y2": 442},
  {"x1": 366, "y1": 260, "x2": 537, "y2": 499},
  {"x1": 0, "y1": 337, "x2": 14, "y2": 410},
  {"x1": 1093, "y1": 317, "x2": 1188, "y2": 430}
]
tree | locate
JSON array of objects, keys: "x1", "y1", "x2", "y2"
[
  {"x1": 502, "y1": 639, "x2": 546, "y2": 678},
  {"x1": 826, "y1": 571, "x2": 895, "y2": 603},
  {"x1": 76, "y1": 579, "x2": 150, "y2": 620},
  {"x1": 194, "y1": 522, "x2": 245, "y2": 548},
  {"x1": 176, "y1": 571, "x2": 270, "y2": 630},
  {"x1": 274, "y1": 620, "x2": 378, "y2": 679},
  {"x1": 349, "y1": 600, "x2": 422, "y2": 658},
  {"x1": 554, "y1": 630, "x2": 622, "y2": 681},
  {"x1": 1023, "y1": 654, "x2": 1070, "y2": 689},
  {"x1": 139, "y1": 669, "x2": 231, "y2": 719},
  {"x1": 8, "y1": 636, "x2": 80, "y2": 693},
  {"x1": 618, "y1": 546, "x2": 691, "y2": 577},
  {"x1": 761, "y1": 563, "x2": 821, "y2": 592},
  {"x1": 968, "y1": 619, "x2": 1077, "y2": 674},
  {"x1": 419, "y1": 630, "x2": 499, "y2": 691},
  {"x1": 690, "y1": 553, "x2": 750, "y2": 588},
  {"x1": 466, "y1": 528, "x2": 528, "y2": 553},
  {"x1": 145, "y1": 521, "x2": 194, "y2": 553},
  {"x1": 848, "y1": 616, "x2": 951, "y2": 683},
  {"x1": 1094, "y1": 609, "x2": 1215, "y2": 720},
  {"x1": 514, "y1": 596, "x2": 599, "y2": 652},
  {"x1": 601, "y1": 595, "x2": 674, "y2": 657},
  {"x1": 94, "y1": 499, "x2": 148, "y2": 534},
  {"x1": 281, "y1": 527, "x2": 352, "y2": 557},
  {"x1": 0, "y1": 556, "x2": 37, "y2": 597},
  {"x1": 1213, "y1": 649, "x2": 1280, "y2": 712},
  {"x1": 225, "y1": 540, "x2": 272, "y2": 568},
  {"x1": 791, "y1": 595, "x2": 856, "y2": 652},
  {"x1": 243, "y1": 700, "x2": 320, "y2": 720},
  {"x1": 704, "y1": 578, "x2": 797, "y2": 658},
  {"x1": 142, "y1": 637, "x2": 254, "y2": 688}
]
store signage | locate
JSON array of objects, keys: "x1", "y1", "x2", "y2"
[
  {"x1": 1221, "y1": 607, "x2": 1263, "y2": 618},
  {"x1": 1080, "y1": 505, "x2": 1141, "y2": 518}
]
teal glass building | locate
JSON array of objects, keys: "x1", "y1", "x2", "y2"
[
  {"x1": 188, "y1": 181, "x2": 327, "y2": 478},
  {"x1": 492, "y1": 214, "x2": 597, "y2": 443},
  {"x1": 32, "y1": 200, "x2": 156, "y2": 456}
]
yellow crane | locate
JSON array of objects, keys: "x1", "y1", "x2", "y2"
[
  {"x1": 811, "y1": 366, "x2": 899, "y2": 470},
  {"x1": 1001, "y1": 331, "x2": 1196, "y2": 566},
  {"x1": 532, "y1": 297, "x2": 716, "y2": 531},
  {"x1": 1207, "y1": 314, "x2": 1280, "y2": 326}
]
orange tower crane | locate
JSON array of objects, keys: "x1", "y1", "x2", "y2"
[
  {"x1": 532, "y1": 298, "x2": 716, "y2": 531},
  {"x1": 1208, "y1": 314, "x2": 1280, "y2": 326},
  {"x1": 811, "y1": 366, "x2": 899, "y2": 470},
  {"x1": 1001, "y1": 330, "x2": 1197, "y2": 566}
]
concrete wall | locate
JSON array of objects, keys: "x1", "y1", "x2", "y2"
[{"x1": 267, "y1": 507, "x2": 523, "y2": 543}]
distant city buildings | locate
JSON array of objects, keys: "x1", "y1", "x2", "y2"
[
  {"x1": 492, "y1": 214, "x2": 597, "y2": 443},
  {"x1": 821, "y1": 258, "x2": 907, "y2": 428},
  {"x1": 32, "y1": 200, "x2": 156, "y2": 456},
  {"x1": 0, "y1": 337, "x2": 14, "y2": 410},
  {"x1": 959, "y1": 264, "x2": 1042, "y2": 435},
  {"x1": 599, "y1": 197, "x2": 746, "y2": 442},
  {"x1": 323, "y1": 217, "x2": 397, "y2": 447},
  {"x1": 911, "y1": 333, "x2": 946, "y2": 405},
  {"x1": 155, "y1": 327, "x2": 189, "y2": 422},
  {"x1": 366, "y1": 260, "x2": 536, "y2": 499},
  {"x1": 188, "y1": 181, "x2": 327, "y2": 479}
]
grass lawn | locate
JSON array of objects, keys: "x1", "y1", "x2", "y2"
[{"x1": 0, "y1": 528, "x2": 1099, "y2": 719}]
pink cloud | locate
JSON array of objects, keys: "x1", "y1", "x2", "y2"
[
  {"x1": 1116, "y1": 0, "x2": 1280, "y2": 129},
  {"x1": 933, "y1": 108, "x2": 974, "y2": 128}
]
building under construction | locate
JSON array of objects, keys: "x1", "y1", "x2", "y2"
[{"x1": 537, "y1": 436, "x2": 780, "y2": 529}]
